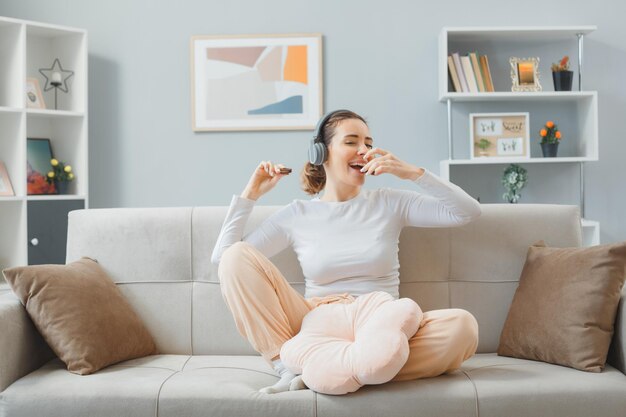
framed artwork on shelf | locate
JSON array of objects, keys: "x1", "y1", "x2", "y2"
[
  {"x1": 190, "y1": 33, "x2": 323, "y2": 132},
  {"x1": 25, "y1": 77, "x2": 46, "y2": 109},
  {"x1": 510, "y1": 57, "x2": 542, "y2": 92},
  {"x1": 27, "y1": 138, "x2": 56, "y2": 195},
  {"x1": 0, "y1": 161, "x2": 15, "y2": 196},
  {"x1": 470, "y1": 113, "x2": 530, "y2": 159}
]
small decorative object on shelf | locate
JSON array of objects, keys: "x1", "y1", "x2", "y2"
[
  {"x1": 539, "y1": 120, "x2": 562, "y2": 157},
  {"x1": 45, "y1": 158, "x2": 75, "y2": 195},
  {"x1": 475, "y1": 138, "x2": 492, "y2": 156},
  {"x1": 502, "y1": 164, "x2": 528, "y2": 204},
  {"x1": 38, "y1": 58, "x2": 74, "y2": 110},
  {"x1": 0, "y1": 161, "x2": 15, "y2": 196},
  {"x1": 27, "y1": 138, "x2": 56, "y2": 195},
  {"x1": 551, "y1": 56, "x2": 573, "y2": 91},
  {"x1": 470, "y1": 112, "x2": 530, "y2": 159},
  {"x1": 510, "y1": 57, "x2": 542, "y2": 92},
  {"x1": 25, "y1": 77, "x2": 46, "y2": 109}
]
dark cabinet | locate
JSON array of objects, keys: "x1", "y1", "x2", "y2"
[{"x1": 28, "y1": 200, "x2": 85, "y2": 265}]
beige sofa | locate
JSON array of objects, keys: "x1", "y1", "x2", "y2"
[{"x1": 1, "y1": 203, "x2": 625, "y2": 417}]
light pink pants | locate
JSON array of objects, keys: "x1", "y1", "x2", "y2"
[{"x1": 218, "y1": 241, "x2": 479, "y2": 381}]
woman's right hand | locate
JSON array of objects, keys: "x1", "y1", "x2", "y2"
[{"x1": 241, "y1": 161, "x2": 289, "y2": 201}]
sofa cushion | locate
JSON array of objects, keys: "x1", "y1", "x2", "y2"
[
  {"x1": 460, "y1": 354, "x2": 626, "y2": 417},
  {"x1": 497, "y1": 240, "x2": 626, "y2": 372},
  {"x1": 2, "y1": 257, "x2": 158, "y2": 375},
  {"x1": 4, "y1": 353, "x2": 624, "y2": 417},
  {"x1": 280, "y1": 291, "x2": 422, "y2": 395}
]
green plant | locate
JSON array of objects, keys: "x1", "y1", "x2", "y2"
[
  {"x1": 551, "y1": 56, "x2": 570, "y2": 72},
  {"x1": 539, "y1": 120, "x2": 562, "y2": 145},
  {"x1": 45, "y1": 158, "x2": 75, "y2": 185},
  {"x1": 476, "y1": 138, "x2": 492, "y2": 151},
  {"x1": 502, "y1": 164, "x2": 527, "y2": 204}
]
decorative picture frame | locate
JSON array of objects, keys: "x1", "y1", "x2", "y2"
[
  {"x1": 0, "y1": 161, "x2": 15, "y2": 196},
  {"x1": 27, "y1": 138, "x2": 56, "y2": 195},
  {"x1": 191, "y1": 33, "x2": 323, "y2": 131},
  {"x1": 510, "y1": 57, "x2": 542, "y2": 92},
  {"x1": 25, "y1": 77, "x2": 46, "y2": 109},
  {"x1": 470, "y1": 113, "x2": 530, "y2": 159}
]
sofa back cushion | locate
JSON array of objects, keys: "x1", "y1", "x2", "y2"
[{"x1": 66, "y1": 203, "x2": 581, "y2": 355}]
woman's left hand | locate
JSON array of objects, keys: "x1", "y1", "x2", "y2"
[{"x1": 361, "y1": 147, "x2": 425, "y2": 180}]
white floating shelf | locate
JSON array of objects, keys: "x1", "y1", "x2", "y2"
[
  {"x1": 27, "y1": 194, "x2": 86, "y2": 201},
  {"x1": 439, "y1": 91, "x2": 596, "y2": 103},
  {"x1": 0, "y1": 106, "x2": 23, "y2": 114},
  {"x1": 26, "y1": 108, "x2": 85, "y2": 118},
  {"x1": 443, "y1": 26, "x2": 597, "y2": 41},
  {"x1": 441, "y1": 157, "x2": 597, "y2": 166}
]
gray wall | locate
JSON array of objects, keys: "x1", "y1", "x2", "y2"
[{"x1": 1, "y1": 0, "x2": 624, "y2": 244}]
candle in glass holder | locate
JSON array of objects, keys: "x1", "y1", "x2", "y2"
[{"x1": 51, "y1": 72, "x2": 62, "y2": 84}]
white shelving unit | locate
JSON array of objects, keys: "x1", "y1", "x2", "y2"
[
  {"x1": 439, "y1": 26, "x2": 599, "y2": 246},
  {"x1": 0, "y1": 16, "x2": 88, "y2": 274}
]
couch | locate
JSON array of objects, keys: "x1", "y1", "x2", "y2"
[{"x1": 1, "y1": 203, "x2": 625, "y2": 417}]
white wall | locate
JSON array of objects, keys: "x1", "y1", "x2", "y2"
[{"x1": 1, "y1": 0, "x2": 625, "y2": 243}]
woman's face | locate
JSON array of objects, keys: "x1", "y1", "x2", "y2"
[{"x1": 324, "y1": 118, "x2": 374, "y2": 187}]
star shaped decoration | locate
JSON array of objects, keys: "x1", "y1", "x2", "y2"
[{"x1": 38, "y1": 58, "x2": 74, "y2": 93}]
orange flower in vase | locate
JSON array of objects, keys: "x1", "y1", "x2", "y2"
[{"x1": 540, "y1": 120, "x2": 561, "y2": 157}]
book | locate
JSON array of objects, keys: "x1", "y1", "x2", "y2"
[
  {"x1": 461, "y1": 56, "x2": 478, "y2": 93},
  {"x1": 447, "y1": 56, "x2": 462, "y2": 92},
  {"x1": 469, "y1": 52, "x2": 485, "y2": 92},
  {"x1": 452, "y1": 52, "x2": 469, "y2": 92},
  {"x1": 480, "y1": 55, "x2": 495, "y2": 92}
]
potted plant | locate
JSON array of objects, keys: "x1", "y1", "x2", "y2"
[
  {"x1": 45, "y1": 158, "x2": 75, "y2": 194},
  {"x1": 551, "y1": 56, "x2": 573, "y2": 91},
  {"x1": 539, "y1": 120, "x2": 562, "y2": 157},
  {"x1": 475, "y1": 138, "x2": 492, "y2": 157},
  {"x1": 502, "y1": 164, "x2": 527, "y2": 204}
]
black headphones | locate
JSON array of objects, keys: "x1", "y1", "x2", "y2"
[{"x1": 308, "y1": 109, "x2": 352, "y2": 166}]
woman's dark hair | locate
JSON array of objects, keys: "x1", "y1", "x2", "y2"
[{"x1": 300, "y1": 110, "x2": 368, "y2": 195}]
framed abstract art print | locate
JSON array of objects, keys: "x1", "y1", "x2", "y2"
[{"x1": 191, "y1": 33, "x2": 323, "y2": 131}]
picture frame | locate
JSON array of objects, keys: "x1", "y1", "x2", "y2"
[
  {"x1": 25, "y1": 77, "x2": 46, "y2": 109},
  {"x1": 191, "y1": 33, "x2": 323, "y2": 131},
  {"x1": 470, "y1": 113, "x2": 530, "y2": 159},
  {"x1": 27, "y1": 138, "x2": 56, "y2": 195},
  {"x1": 510, "y1": 57, "x2": 542, "y2": 92},
  {"x1": 0, "y1": 161, "x2": 15, "y2": 196}
]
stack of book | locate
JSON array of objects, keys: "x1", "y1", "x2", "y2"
[{"x1": 448, "y1": 52, "x2": 495, "y2": 93}]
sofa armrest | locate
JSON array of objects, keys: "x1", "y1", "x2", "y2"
[
  {"x1": 0, "y1": 292, "x2": 55, "y2": 392},
  {"x1": 608, "y1": 288, "x2": 626, "y2": 375}
]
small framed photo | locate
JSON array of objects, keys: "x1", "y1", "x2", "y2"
[
  {"x1": 27, "y1": 138, "x2": 56, "y2": 195},
  {"x1": 25, "y1": 77, "x2": 46, "y2": 109},
  {"x1": 0, "y1": 161, "x2": 15, "y2": 196},
  {"x1": 470, "y1": 113, "x2": 530, "y2": 159},
  {"x1": 510, "y1": 57, "x2": 542, "y2": 92},
  {"x1": 191, "y1": 33, "x2": 323, "y2": 131}
]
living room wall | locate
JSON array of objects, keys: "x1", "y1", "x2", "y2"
[{"x1": 1, "y1": 0, "x2": 625, "y2": 244}]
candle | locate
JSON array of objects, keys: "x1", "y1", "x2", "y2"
[{"x1": 51, "y1": 72, "x2": 62, "y2": 83}]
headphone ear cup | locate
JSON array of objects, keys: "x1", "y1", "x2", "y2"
[{"x1": 308, "y1": 140, "x2": 327, "y2": 165}]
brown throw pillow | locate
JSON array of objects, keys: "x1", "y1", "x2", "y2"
[
  {"x1": 2, "y1": 257, "x2": 157, "y2": 375},
  {"x1": 497, "y1": 240, "x2": 626, "y2": 372}
]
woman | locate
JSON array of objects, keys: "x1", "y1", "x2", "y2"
[{"x1": 211, "y1": 109, "x2": 481, "y2": 394}]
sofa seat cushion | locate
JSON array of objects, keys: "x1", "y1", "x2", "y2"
[
  {"x1": 3, "y1": 354, "x2": 626, "y2": 417},
  {"x1": 460, "y1": 353, "x2": 626, "y2": 417}
]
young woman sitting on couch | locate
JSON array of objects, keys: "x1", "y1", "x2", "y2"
[{"x1": 211, "y1": 109, "x2": 481, "y2": 394}]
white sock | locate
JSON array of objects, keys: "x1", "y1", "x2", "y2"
[{"x1": 259, "y1": 359, "x2": 307, "y2": 394}]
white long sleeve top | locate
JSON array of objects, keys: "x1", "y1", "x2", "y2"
[{"x1": 210, "y1": 169, "x2": 481, "y2": 299}]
